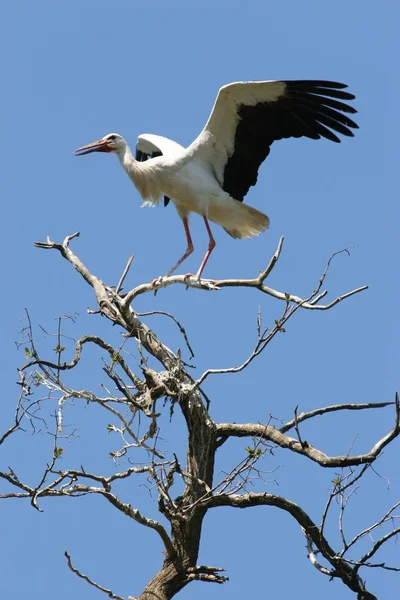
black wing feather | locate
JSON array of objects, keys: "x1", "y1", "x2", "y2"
[
  {"x1": 222, "y1": 80, "x2": 358, "y2": 201},
  {"x1": 299, "y1": 102, "x2": 358, "y2": 129},
  {"x1": 287, "y1": 91, "x2": 357, "y2": 114},
  {"x1": 135, "y1": 148, "x2": 171, "y2": 207}
]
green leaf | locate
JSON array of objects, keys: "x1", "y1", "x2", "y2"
[
  {"x1": 24, "y1": 347, "x2": 34, "y2": 359},
  {"x1": 111, "y1": 352, "x2": 121, "y2": 365},
  {"x1": 33, "y1": 373, "x2": 43, "y2": 387},
  {"x1": 54, "y1": 447, "x2": 63, "y2": 459},
  {"x1": 245, "y1": 446, "x2": 262, "y2": 458},
  {"x1": 54, "y1": 345, "x2": 66, "y2": 354},
  {"x1": 274, "y1": 320, "x2": 286, "y2": 333}
]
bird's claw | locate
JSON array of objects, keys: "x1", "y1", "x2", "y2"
[
  {"x1": 183, "y1": 273, "x2": 197, "y2": 289},
  {"x1": 150, "y1": 276, "x2": 165, "y2": 295},
  {"x1": 150, "y1": 276, "x2": 164, "y2": 287}
]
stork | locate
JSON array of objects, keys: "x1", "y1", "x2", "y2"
[{"x1": 74, "y1": 79, "x2": 358, "y2": 280}]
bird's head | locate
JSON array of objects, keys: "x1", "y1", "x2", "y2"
[{"x1": 74, "y1": 133, "x2": 126, "y2": 156}]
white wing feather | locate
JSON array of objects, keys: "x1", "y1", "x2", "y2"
[{"x1": 136, "y1": 133, "x2": 185, "y2": 158}]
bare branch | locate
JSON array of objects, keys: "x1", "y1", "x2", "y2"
[
  {"x1": 190, "y1": 246, "x2": 369, "y2": 391},
  {"x1": 137, "y1": 310, "x2": 195, "y2": 360},
  {"x1": 216, "y1": 397, "x2": 400, "y2": 467},
  {"x1": 0, "y1": 381, "x2": 25, "y2": 445},
  {"x1": 186, "y1": 564, "x2": 229, "y2": 584},
  {"x1": 293, "y1": 405, "x2": 306, "y2": 448},
  {"x1": 2, "y1": 471, "x2": 175, "y2": 559},
  {"x1": 192, "y1": 301, "x2": 294, "y2": 389},
  {"x1": 344, "y1": 501, "x2": 400, "y2": 556},
  {"x1": 100, "y1": 489, "x2": 175, "y2": 558},
  {"x1": 120, "y1": 237, "x2": 367, "y2": 310},
  {"x1": 56, "y1": 464, "x2": 164, "y2": 485},
  {"x1": 320, "y1": 464, "x2": 370, "y2": 543},
  {"x1": 116, "y1": 254, "x2": 134, "y2": 294},
  {"x1": 31, "y1": 437, "x2": 63, "y2": 511},
  {"x1": 65, "y1": 551, "x2": 125, "y2": 600},
  {"x1": 356, "y1": 527, "x2": 400, "y2": 572},
  {"x1": 0, "y1": 470, "x2": 34, "y2": 495},
  {"x1": 303, "y1": 527, "x2": 334, "y2": 576},
  {"x1": 35, "y1": 235, "x2": 183, "y2": 373},
  {"x1": 257, "y1": 234, "x2": 284, "y2": 280},
  {"x1": 203, "y1": 491, "x2": 377, "y2": 599},
  {"x1": 280, "y1": 401, "x2": 394, "y2": 434},
  {"x1": 123, "y1": 273, "x2": 367, "y2": 311},
  {"x1": 34, "y1": 234, "x2": 121, "y2": 323},
  {"x1": 23, "y1": 335, "x2": 143, "y2": 390}
]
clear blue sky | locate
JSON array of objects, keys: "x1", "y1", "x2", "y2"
[{"x1": 0, "y1": 2, "x2": 398, "y2": 599}]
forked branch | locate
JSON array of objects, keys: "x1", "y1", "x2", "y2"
[
  {"x1": 216, "y1": 394, "x2": 400, "y2": 467},
  {"x1": 34, "y1": 234, "x2": 367, "y2": 313},
  {"x1": 204, "y1": 491, "x2": 379, "y2": 599},
  {"x1": 119, "y1": 236, "x2": 367, "y2": 309}
]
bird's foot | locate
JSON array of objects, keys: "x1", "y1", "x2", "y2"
[
  {"x1": 150, "y1": 276, "x2": 164, "y2": 287},
  {"x1": 184, "y1": 273, "x2": 220, "y2": 291},
  {"x1": 183, "y1": 273, "x2": 197, "y2": 288}
]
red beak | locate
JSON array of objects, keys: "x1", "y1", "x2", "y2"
[{"x1": 74, "y1": 138, "x2": 113, "y2": 156}]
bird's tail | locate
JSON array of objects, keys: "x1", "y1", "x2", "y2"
[{"x1": 209, "y1": 199, "x2": 269, "y2": 239}]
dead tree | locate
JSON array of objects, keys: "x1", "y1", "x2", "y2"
[{"x1": 1, "y1": 233, "x2": 399, "y2": 600}]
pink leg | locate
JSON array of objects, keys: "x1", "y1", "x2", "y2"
[
  {"x1": 166, "y1": 217, "x2": 194, "y2": 277},
  {"x1": 195, "y1": 216, "x2": 216, "y2": 279}
]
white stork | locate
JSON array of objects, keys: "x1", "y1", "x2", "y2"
[{"x1": 74, "y1": 79, "x2": 357, "y2": 280}]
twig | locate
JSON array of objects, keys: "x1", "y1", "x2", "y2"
[
  {"x1": 0, "y1": 378, "x2": 26, "y2": 445},
  {"x1": 100, "y1": 489, "x2": 175, "y2": 557},
  {"x1": 280, "y1": 401, "x2": 394, "y2": 434},
  {"x1": 302, "y1": 528, "x2": 334, "y2": 576},
  {"x1": 23, "y1": 334, "x2": 145, "y2": 393},
  {"x1": 65, "y1": 551, "x2": 125, "y2": 600},
  {"x1": 294, "y1": 405, "x2": 306, "y2": 448},
  {"x1": 343, "y1": 502, "x2": 400, "y2": 556},
  {"x1": 137, "y1": 310, "x2": 195, "y2": 359},
  {"x1": 355, "y1": 528, "x2": 400, "y2": 574},
  {"x1": 192, "y1": 301, "x2": 294, "y2": 389},
  {"x1": 257, "y1": 235, "x2": 284, "y2": 280},
  {"x1": 191, "y1": 246, "x2": 369, "y2": 390},
  {"x1": 320, "y1": 464, "x2": 370, "y2": 536},
  {"x1": 30, "y1": 433, "x2": 62, "y2": 511},
  {"x1": 116, "y1": 254, "x2": 134, "y2": 294}
]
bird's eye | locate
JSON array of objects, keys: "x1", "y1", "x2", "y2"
[{"x1": 108, "y1": 135, "x2": 116, "y2": 141}]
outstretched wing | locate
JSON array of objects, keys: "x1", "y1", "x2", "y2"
[
  {"x1": 136, "y1": 134, "x2": 185, "y2": 207},
  {"x1": 189, "y1": 80, "x2": 358, "y2": 202}
]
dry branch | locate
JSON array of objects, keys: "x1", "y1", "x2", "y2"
[
  {"x1": 119, "y1": 236, "x2": 367, "y2": 309},
  {"x1": 204, "y1": 491, "x2": 378, "y2": 599},
  {"x1": 216, "y1": 394, "x2": 400, "y2": 467},
  {"x1": 65, "y1": 551, "x2": 125, "y2": 600},
  {"x1": 280, "y1": 401, "x2": 395, "y2": 434}
]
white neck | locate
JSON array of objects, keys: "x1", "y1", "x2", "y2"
[
  {"x1": 116, "y1": 144, "x2": 140, "y2": 181},
  {"x1": 115, "y1": 143, "x2": 157, "y2": 203}
]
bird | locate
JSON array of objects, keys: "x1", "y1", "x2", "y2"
[{"x1": 74, "y1": 79, "x2": 358, "y2": 280}]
